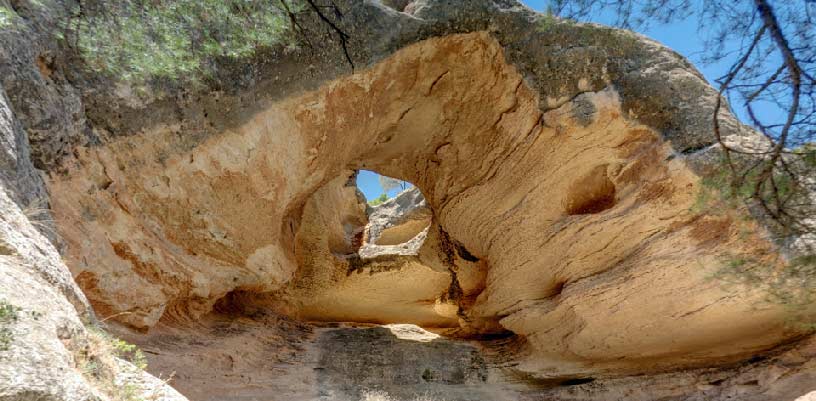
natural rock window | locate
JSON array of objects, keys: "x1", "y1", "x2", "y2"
[
  {"x1": 359, "y1": 178, "x2": 431, "y2": 254},
  {"x1": 291, "y1": 170, "x2": 467, "y2": 329},
  {"x1": 39, "y1": 31, "x2": 805, "y2": 399},
  {"x1": 2, "y1": 1, "x2": 814, "y2": 401}
]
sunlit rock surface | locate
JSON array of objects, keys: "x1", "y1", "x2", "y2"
[{"x1": 1, "y1": 0, "x2": 815, "y2": 400}]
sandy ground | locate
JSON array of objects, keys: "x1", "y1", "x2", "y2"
[{"x1": 113, "y1": 313, "x2": 531, "y2": 401}]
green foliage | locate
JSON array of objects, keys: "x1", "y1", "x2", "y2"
[
  {"x1": 691, "y1": 158, "x2": 796, "y2": 216},
  {"x1": 0, "y1": 301, "x2": 19, "y2": 321},
  {"x1": 81, "y1": 358, "x2": 101, "y2": 376},
  {"x1": 110, "y1": 337, "x2": 148, "y2": 370},
  {"x1": 0, "y1": 300, "x2": 20, "y2": 351},
  {"x1": 121, "y1": 383, "x2": 141, "y2": 401},
  {"x1": 798, "y1": 143, "x2": 816, "y2": 169},
  {"x1": 714, "y1": 254, "x2": 816, "y2": 320},
  {"x1": 87, "y1": 329, "x2": 146, "y2": 370},
  {"x1": 537, "y1": 11, "x2": 559, "y2": 31},
  {"x1": 67, "y1": 0, "x2": 301, "y2": 84},
  {"x1": 84, "y1": 324, "x2": 148, "y2": 370},
  {"x1": 696, "y1": 157, "x2": 816, "y2": 324},
  {"x1": 78, "y1": 325, "x2": 149, "y2": 400},
  {"x1": 805, "y1": 150, "x2": 816, "y2": 168},
  {"x1": 0, "y1": 6, "x2": 17, "y2": 29},
  {"x1": 537, "y1": 6, "x2": 576, "y2": 31},
  {"x1": 368, "y1": 193, "x2": 389, "y2": 207}
]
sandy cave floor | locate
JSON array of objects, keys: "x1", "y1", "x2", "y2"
[{"x1": 110, "y1": 312, "x2": 534, "y2": 401}]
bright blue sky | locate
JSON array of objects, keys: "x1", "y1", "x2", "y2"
[
  {"x1": 519, "y1": 0, "x2": 784, "y2": 124},
  {"x1": 520, "y1": 0, "x2": 737, "y2": 99},
  {"x1": 357, "y1": 170, "x2": 411, "y2": 200},
  {"x1": 356, "y1": 0, "x2": 768, "y2": 200}
]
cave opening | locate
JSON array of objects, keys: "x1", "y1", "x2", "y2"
[
  {"x1": 95, "y1": 165, "x2": 506, "y2": 401},
  {"x1": 33, "y1": 27, "x2": 792, "y2": 401},
  {"x1": 288, "y1": 168, "x2": 504, "y2": 401},
  {"x1": 355, "y1": 170, "x2": 430, "y2": 255},
  {"x1": 291, "y1": 168, "x2": 476, "y2": 331}
]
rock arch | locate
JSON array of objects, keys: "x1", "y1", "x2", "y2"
[{"x1": 46, "y1": 32, "x2": 798, "y2": 382}]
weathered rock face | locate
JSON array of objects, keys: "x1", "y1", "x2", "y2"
[
  {"x1": 0, "y1": 75, "x2": 185, "y2": 401},
  {"x1": 2, "y1": 0, "x2": 815, "y2": 400},
  {"x1": 46, "y1": 29, "x2": 802, "y2": 376},
  {"x1": 362, "y1": 187, "x2": 431, "y2": 249}
]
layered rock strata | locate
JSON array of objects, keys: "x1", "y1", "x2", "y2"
[
  {"x1": 47, "y1": 31, "x2": 802, "y2": 379},
  {"x1": 0, "y1": 0, "x2": 813, "y2": 399}
]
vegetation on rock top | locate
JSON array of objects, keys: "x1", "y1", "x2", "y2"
[
  {"x1": 58, "y1": 0, "x2": 303, "y2": 84},
  {"x1": 77, "y1": 324, "x2": 151, "y2": 401},
  {"x1": 0, "y1": 6, "x2": 16, "y2": 29}
]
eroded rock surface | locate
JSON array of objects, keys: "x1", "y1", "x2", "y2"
[
  {"x1": 361, "y1": 186, "x2": 431, "y2": 251},
  {"x1": 47, "y1": 30, "x2": 800, "y2": 379},
  {"x1": 0, "y1": 70, "x2": 184, "y2": 401},
  {"x1": 117, "y1": 319, "x2": 528, "y2": 401},
  {"x1": 315, "y1": 325, "x2": 498, "y2": 401},
  {"x1": 2, "y1": 0, "x2": 815, "y2": 400}
]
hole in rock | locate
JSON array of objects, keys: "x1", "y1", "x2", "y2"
[
  {"x1": 560, "y1": 377, "x2": 596, "y2": 386},
  {"x1": 550, "y1": 280, "x2": 567, "y2": 297},
  {"x1": 746, "y1": 355, "x2": 767, "y2": 364},
  {"x1": 296, "y1": 170, "x2": 458, "y2": 328},
  {"x1": 356, "y1": 170, "x2": 430, "y2": 252},
  {"x1": 455, "y1": 243, "x2": 480, "y2": 262},
  {"x1": 563, "y1": 164, "x2": 617, "y2": 215}
]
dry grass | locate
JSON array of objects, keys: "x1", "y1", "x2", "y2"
[
  {"x1": 21, "y1": 198, "x2": 57, "y2": 237},
  {"x1": 72, "y1": 325, "x2": 150, "y2": 401}
]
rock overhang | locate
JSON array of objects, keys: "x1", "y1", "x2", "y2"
[
  {"x1": 42, "y1": 24, "x2": 803, "y2": 380},
  {"x1": 2, "y1": 2, "x2": 815, "y2": 400}
]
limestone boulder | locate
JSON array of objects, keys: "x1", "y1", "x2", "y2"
[{"x1": 0, "y1": 83, "x2": 184, "y2": 401}]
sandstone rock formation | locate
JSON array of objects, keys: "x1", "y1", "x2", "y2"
[
  {"x1": 1, "y1": 74, "x2": 185, "y2": 401},
  {"x1": 1, "y1": 0, "x2": 815, "y2": 400},
  {"x1": 361, "y1": 186, "x2": 431, "y2": 250}
]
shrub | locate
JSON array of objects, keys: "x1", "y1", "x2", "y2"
[
  {"x1": 0, "y1": 6, "x2": 16, "y2": 29},
  {"x1": 713, "y1": 254, "x2": 816, "y2": 327},
  {"x1": 84, "y1": 326, "x2": 148, "y2": 371},
  {"x1": 692, "y1": 159, "x2": 791, "y2": 214},
  {"x1": 368, "y1": 193, "x2": 389, "y2": 207},
  {"x1": 62, "y1": 0, "x2": 302, "y2": 84},
  {"x1": 110, "y1": 337, "x2": 147, "y2": 370},
  {"x1": 77, "y1": 325, "x2": 150, "y2": 400},
  {"x1": 694, "y1": 156, "x2": 816, "y2": 322},
  {"x1": 0, "y1": 300, "x2": 20, "y2": 351}
]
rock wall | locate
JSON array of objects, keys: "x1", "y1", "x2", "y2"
[
  {"x1": 1, "y1": 0, "x2": 815, "y2": 399},
  {"x1": 46, "y1": 30, "x2": 806, "y2": 379},
  {"x1": 0, "y1": 64, "x2": 185, "y2": 401},
  {"x1": 362, "y1": 187, "x2": 431, "y2": 248}
]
